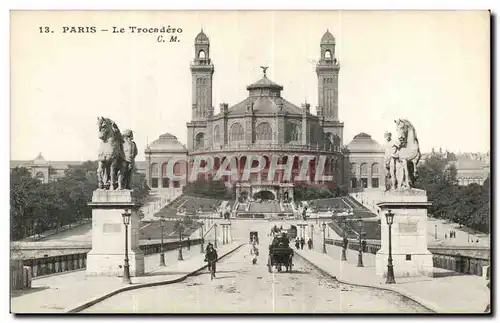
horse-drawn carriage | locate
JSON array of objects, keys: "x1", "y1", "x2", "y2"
[{"x1": 267, "y1": 234, "x2": 294, "y2": 273}]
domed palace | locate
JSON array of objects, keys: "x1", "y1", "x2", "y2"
[{"x1": 143, "y1": 30, "x2": 387, "y2": 200}]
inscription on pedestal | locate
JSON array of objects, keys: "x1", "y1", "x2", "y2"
[
  {"x1": 399, "y1": 222, "x2": 418, "y2": 234},
  {"x1": 103, "y1": 223, "x2": 122, "y2": 233}
]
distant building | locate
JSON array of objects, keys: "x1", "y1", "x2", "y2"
[
  {"x1": 10, "y1": 153, "x2": 147, "y2": 183},
  {"x1": 421, "y1": 149, "x2": 490, "y2": 186},
  {"x1": 344, "y1": 133, "x2": 384, "y2": 189},
  {"x1": 451, "y1": 153, "x2": 490, "y2": 186},
  {"x1": 146, "y1": 29, "x2": 345, "y2": 201}
]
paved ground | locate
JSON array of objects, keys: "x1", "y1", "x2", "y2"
[
  {"x1": 10, "y1": 242, "x2": 239, "y2": 313},
  {"x1": 299, "y1": 228, "x2": 489, "y2": 313},
  {"x1": 83, "y1": 234, "x2": 430, "y2": 314},
  {"x1": 427, "y1": 218, "x2": 490, "y2": 247}
]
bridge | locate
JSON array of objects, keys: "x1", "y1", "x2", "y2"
[{"x1": 10, "y1": 193, "x2": 490, "y2": 314}]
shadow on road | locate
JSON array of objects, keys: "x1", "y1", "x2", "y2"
[
  {"x1": 145, "y1": 271, "x2": 194, "y2": 277},
  {"x1": 10, "y1": 286, "x2": 50, "y2": 298}
]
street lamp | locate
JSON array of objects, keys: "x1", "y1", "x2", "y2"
[
  {"x1": 159, "y1": 217, "x2": 166, "y2": 266},
  {"x1": 385, "y1": 210, "x2": 396, "y2": 284},
  {"x1": 177, "y1": 220, "x2": 184, "y2": 261},
  {"x1": 322, "y1": 222, "x2": 327, "y2": 254},
  {"x1": 200, "y1": 221, "x2": 205, "y2": 253},
  {"x1": 121, "y1": 209, "x2": 132, "y2": 284},
  {"x1": 214, "y1": 223, "x2": 218, "y2": 248},
  {"x1": 357, "y1": 218, "x2": 364, "y2": 267},
  {"x1": 341, "y1": 217, "x2": 348, "y2": 261}
]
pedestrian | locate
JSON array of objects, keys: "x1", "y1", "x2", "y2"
[
  {"x1": 362, "y1": 240, "x2": 367, "y2": 253},
  {"x1": 300, "y1": 237, "x2": 305, "y2": 250},
  {"x1": 295, "y1": 239, "x2": 300, "y2": 250},
  {"x1": 187, "y1": 237, "x2": 191, "y2": 250},
  {"x1": 445, "y1": 234, "x2": 447, "y2": 239},
  {"x1": 307, "y1": 238, "x2": 313, "y2": 250}
]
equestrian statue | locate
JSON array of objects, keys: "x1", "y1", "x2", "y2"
[
  {"x1": 384, "y1": 118, "x2": 422, "y2": 191},
  {"x1": 96, "y1": 117, "x2": 136, "y2": 190}
]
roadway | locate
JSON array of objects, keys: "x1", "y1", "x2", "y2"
[{"x1": 83, "y1": 233, "x2": 429, "y2": 313}]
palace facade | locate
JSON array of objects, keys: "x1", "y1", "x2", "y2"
[{"x1": 144, "y1": 30, "x2": 387, "y2": 201}]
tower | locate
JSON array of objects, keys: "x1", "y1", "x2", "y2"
[
  {"x1": 316, "y1": 30, "x2": 340, "y2": 121},
  {"x1": 190, "y1": 29, "x2": 214, "y2": 121}
]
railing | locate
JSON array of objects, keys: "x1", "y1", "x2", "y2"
[
  {"x1": 192, "y1": 143, "x2": 342, "y2": 154},
  {"x1": 326, "y1": 238, "x2": 489, "y2": 276},
  {"x1": 17, "y1": 238, "x2": 203, "y2": 279}
]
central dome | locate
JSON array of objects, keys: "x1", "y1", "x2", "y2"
[
  {"x1": 347, "y1": 133, "x2": 383, "y2": 152},
  {"x1": 147, "y1": 133, "x2": 187, "y2": 152}
]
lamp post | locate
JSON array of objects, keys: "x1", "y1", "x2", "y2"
[
  {"x1": 214, "y1": 223, "x2": 218, "y2": 248},
  {"x1": 385, "y1": 210, "x2": 396, "y2": 284},
  {"x1": 159, "y1": 217, "x2": 166, "y2": 266},
  {"x1": 121, "y1": 209, "x2": 132, "y2": 284},
  {"x1": 341, "y1": 217, "x2": 347, "y2": 261},
  {"x1": 177, "y1": 220, "x2": 184, "y2": 261},
  {"x1": 200, "y1": 221, "x2": 205, "y2": 253},
  {"x1": 357, "y1": 218, "x2": 364, "y2": 267},
  {"x1": 322, "y1": 222, "x2": 327, "y2": 254}
]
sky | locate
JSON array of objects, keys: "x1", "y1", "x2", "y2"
[{"x1": 10, "y1": 10, "x2": 490, "y2": 161}]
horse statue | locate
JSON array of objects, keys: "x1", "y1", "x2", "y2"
[
  {"x1": 394, "y1": 118, "x2": 422, "y2": 189},
  {"x1": 96, "y1": 117, "x2": 127, "y2": 190}
]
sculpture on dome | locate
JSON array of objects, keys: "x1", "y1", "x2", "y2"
[
  {"x1": 96, "y1": 117, "x2": 127, "y2": 190},
  {"x1": 384, "y1": 119, "x2": 422, "y2": 191}
]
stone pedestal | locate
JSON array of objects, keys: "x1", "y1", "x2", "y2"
[
  {"x1": 375, "y1": 189, "x2": 434, "y2": 278},
  {"x1": 86, "y1": 190, "x2": 145, "y2": 277}
]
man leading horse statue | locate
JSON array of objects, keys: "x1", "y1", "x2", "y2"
[
  {"x1": 384, "y1": 118, "x2": 422, "y2": 191},
  {"x1": 96, "y1": 117, "x2": 137, "y2": 191}
]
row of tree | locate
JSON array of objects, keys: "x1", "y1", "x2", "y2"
[
  {"x1": 10, "y1": 161, "x2": 149, "y2": 241},
  {"x1": 414, "y1": 154, "x2": 490, "y2": 233}
]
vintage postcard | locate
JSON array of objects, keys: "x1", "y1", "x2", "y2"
[{"x1": 9, "y1": 10, "x2": 491, "y2": 314}]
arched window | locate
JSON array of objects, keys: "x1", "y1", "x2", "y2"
[
  {"x1": 332, "y1": 134, "x2": 340, "y2": 151},
  {"x1": 213, "y1": 125, "x2": 220, "y2": 143},
  {"x1": 286, "y1": 123, "x2": 301, "y2": 142},
  {"x1": 195, "y1": 132, "x2": 205, "y2": 150},
  {"x1": 324, "y1": 50, "x2": 332, "y2": 60},
  {"x1": 151, "y1": 163, "x2": 159, "y2": 188},
  {"x1": 229, "y1": 123, "x2": 244, "y2": 141},
  {"x1": 360, "y1": 163, "x2": 369, "y2": 176},
  {"x1": 161, "y1": 162, "x2": 170, "y2": 188},
  {"x1": 198, "y1": 50, "x2": 206, "y2": 59},
  {"x1": 256, "y1": 122, "x2": 272, "y2": 141},
  {"x1": 371, "y1": 163, "x2": 380, "y2": 188},
  {"x1": 350, "y1": 163, "x2": 357, "y2": 175}
]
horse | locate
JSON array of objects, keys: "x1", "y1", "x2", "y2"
[
  {"x1": 97, "y1": 117, "x2": 127, "y2": 190},
  {"x1": 394, "y1": 119, "x2": 422, "y2": 189}
]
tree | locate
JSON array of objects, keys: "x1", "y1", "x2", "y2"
[
  {"x1": 414, "y1": 154, "x2": 490, "y2": 233},
  {"x1": 10, "y1": 161, "x2": 151, "y2": 241},
  {"x1": 183, "y1": 177, "x2": 231, "y2": 199}
]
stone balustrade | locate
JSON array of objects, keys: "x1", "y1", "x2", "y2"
[
  {"x1": 326, "y1": 238, "x2": 490, "y2": 277},
  {"x1": 13, "y1": 238, "x2": 203, "y2": 280}
]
